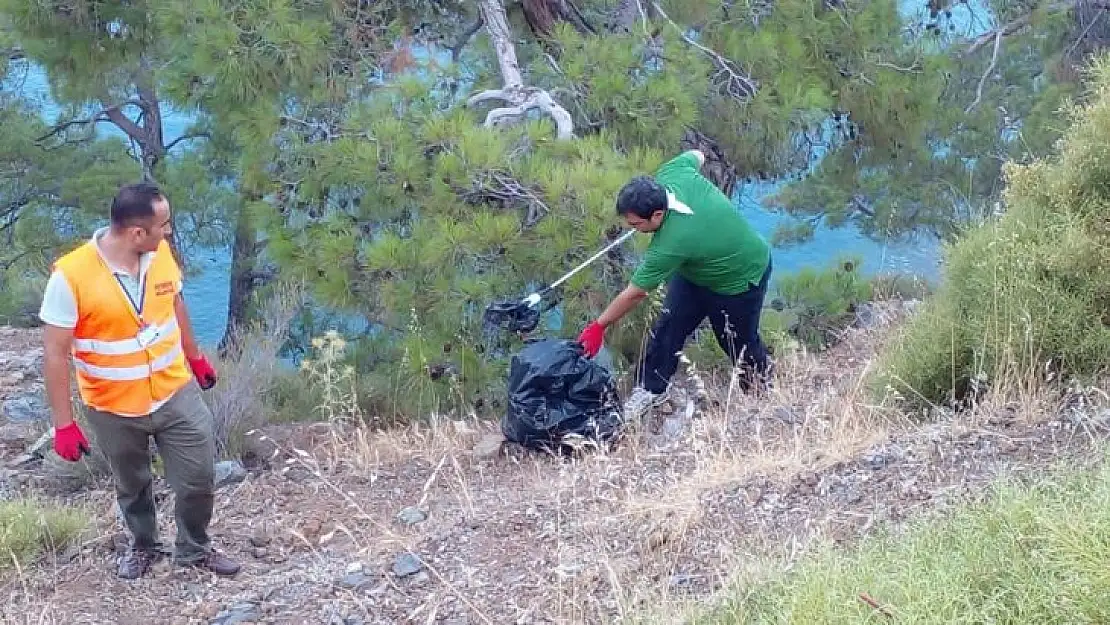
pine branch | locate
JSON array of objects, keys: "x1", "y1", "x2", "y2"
[
  {"x1": 521, "y1": 0, "x2": 596, "y2": 37},
  {"x1": 612, "y1": 0, "x2": 651, "y2": 32},
  {"x1": 99, "y1": 101, "x2": 153, "y2": 150},
  {"x1": 0, "y1": 247, "x2": 39, "y2": 271},
  {"x1": 34, "y1": 113, "x2": 110, "y2": 145},
  {"x1": 453, "y1": 169, "x2": 552, "y2": 227},
  {"x1": 450, "y1": 17, "x2": 484, "y2": 61},
  {"x1": 963, "y1": 0, "x2": 1109, "y2": 56},
  {"x1": 32, "y1": 98, "x2": 150, "y2": 145},
  {"x1": 650, "y1": 2, "x2": 758, "y2": 103},
  {"x1": 850, "y1": 195, "x2": 876, "y2": 218},
  {"x1": 165, "y1": 131, "x2": 212, "y2": 152},
  {"x1": 0, "y1": 193, "x2": 33, "y2": 225},
  {"x1": 564, "y1": 0, "x2": 597, "y2": 34},
  {"x1": 965, "y1": 30, "x2": 1003, "y2": 113},
  {"x1": 280, "y1": 115, "x2": 375, "y2": 142},
  {"x1": 0, "y1": 188, "x2": 54, "y2": 238},
  {"x1": 467, "y1": 0, "x2": 575, "y2": 140}
]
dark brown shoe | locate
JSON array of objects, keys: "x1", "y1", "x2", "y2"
[
  {"x1": 180, "y1": 550, "x2": 241, "y2": 577},
  {"x1": 118, "y1": 548, "x2": 163, "y2": 579}
]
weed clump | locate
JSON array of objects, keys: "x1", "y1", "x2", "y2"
[
  {"x1": 0, "y1": 499, "x2": 86, "y2": 570},
  {"x1": 873, "y1": 58, "x2": 1110, "y2": 411}
]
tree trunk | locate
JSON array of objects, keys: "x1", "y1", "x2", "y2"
[
  {"x1": 100, "y1": 57, "x2": 186, "y2": 269},
  {"x1": 218, "y1": 201, "x2": 259, "y2": 357},
  {"x1": 481, "y1": 0, "x2": 525, "y2": 88},
  {"x1": 521, "y1": 0, "x2": 595, "y2": 38},
  {"x1": 681, "y1": 127, "x2": 740, "y2": 197},
  {"x1": 611, "y1": 0, "x2": 657, "y2": 32}
]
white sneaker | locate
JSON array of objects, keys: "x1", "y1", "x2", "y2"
[{"x1": 623, "y1": 386, "x2": 669, "y2": 419}]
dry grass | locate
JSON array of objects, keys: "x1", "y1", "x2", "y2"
[
  {"x1": 693, "y1": 430, "x2": 1110, "y2": 623},
  {"x1": 203, "y1": 281, "x2": 305, "y2": 457},
  {"x1": 272, "y1": 301, "x2": 930, "y2": 623},
  {"x1": 623, "y1": 342, "x2": 900, "y2": 524}
]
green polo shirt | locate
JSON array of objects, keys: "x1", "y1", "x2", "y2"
[{"x1": 630, "y1": 151, "x2": 770, "y2": 295}]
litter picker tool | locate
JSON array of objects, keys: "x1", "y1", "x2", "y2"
[{"x1": 483, "y1": 229, "x2": 637, "y2": 335}]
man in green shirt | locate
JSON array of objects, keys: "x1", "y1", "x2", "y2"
[{"x1": 577, "y1": 149, "x2": 773, "y2": 416}]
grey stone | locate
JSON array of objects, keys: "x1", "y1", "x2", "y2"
[
  {"x1": 473, "y1": 433, "x2": 504, "y2": 459},
  {"x1": 0, "y1": 423, "x2": 36, "y2": 446},
  {"x1": 853, "y1": 303, "x2": 879, "y2": 329},
  {"x1": 2, "y1": 395, "x2": 49, "y2": 423},
  {"x1": 214, "y1": 460, "x2": 247, "y2": 489},
  {"x1": 397, "y1": 506, "x2": 427, "y2": 526},
  {"x1": 668, "y1": 573, "x2": 696, "y2": 588},
  {"x1": 249, "y1": 529, "x2": 271, "y2": 548},
  {"x1": 392, "y1": 552, "x2": 423, "y2": 577},
  {"x1": 773, "y1": 406, "x2": 802, "y2": 424},
  {"x1": 863, "y1": 452, "x2": 887, "y2": 470},
  {"x1": 211, "y1": 602, "x2": 260, "y2": 625},
  {"x1": 6, "y1": 453, "x2": 38, "y2": 469},
  {"x1": 27, "y1": 430, "x2": 53, "y2": 457},
  {"x1": 662, "y1": 417, "x2": 684, "y2": 439},
  {"x1": 338, "y1": 572, "x2": 374, "y2": 590}
]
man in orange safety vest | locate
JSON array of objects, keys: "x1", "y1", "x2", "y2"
[{"x1": 40, "y1": 182, "x2": 240, "y2": 580}]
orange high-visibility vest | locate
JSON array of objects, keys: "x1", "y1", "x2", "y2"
[{"x1": 53, "y1": 238, "x2": 192, "y2": 416}]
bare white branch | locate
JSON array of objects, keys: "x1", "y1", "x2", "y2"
[
  {"x1": 468, "y1": 0, "x2": 575, "y2": 140},
  {"x1": 966, "y1": 30, "x2": 1003, "y2": 114}
]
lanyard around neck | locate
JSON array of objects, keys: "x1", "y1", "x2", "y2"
[{"x1": 115, "y1": 273, "x2": 147, "y2": 320}]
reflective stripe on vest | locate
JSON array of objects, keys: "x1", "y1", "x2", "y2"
[
  {"x1": 73, "y1": 339, "x2": 183, "y2": 381},
  {"x1": 72, "y1": 317, "x2": 178, "y2": 356},
  {"x1": 53, "y1": 238, "x2": 191, "y2": 416}
]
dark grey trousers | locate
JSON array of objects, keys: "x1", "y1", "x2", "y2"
[{"x1": 84, "y1": 380, "x2": 216, "y2": 563}]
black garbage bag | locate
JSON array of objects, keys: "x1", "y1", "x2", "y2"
[
  {"x1": 502, "y1": 338, "x2": 623, "y2": 453},
  {"x1": 482, "y1": 299, "x2": 542, "y2": 336}
]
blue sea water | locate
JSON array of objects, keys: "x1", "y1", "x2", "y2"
[{"x1": 4, "y1": 0, "x2": 990, "y2": 348}]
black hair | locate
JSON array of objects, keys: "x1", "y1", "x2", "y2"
[
  {"x1": 110, "y1": 182, "x2": 164, "y2": 228},
  {"x1": 615, "y1": 176, "x2": 667, "y2": 219}
]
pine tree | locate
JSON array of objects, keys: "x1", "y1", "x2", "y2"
[
  {"x1": 0, "y1": 0, "x2": 339, "y2": 347},
  {"x1": 0, "y1": 0, "x2": 227, "y2": 275},
  {"x1": 3, "y1": 1, "x2": 1102, "y2": 420},
  {"x1": 237, "y1": 1, "x2": 1075, "y2": 415},
  {"x1": 0, "y1": 86, "x2": 138, "y2": 323}
]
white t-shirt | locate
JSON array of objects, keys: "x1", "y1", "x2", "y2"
[{"x1": 39, "y1": 227, "x2": 162, "y2": 328}]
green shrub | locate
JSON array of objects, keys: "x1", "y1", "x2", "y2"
[
  {"x1": 769, "y1": 256, "x2": 873, "y2": 351},
  {"x1": 0, "y1": 273, "x2": 44, "y2": 328},
  {"x1": 869, "y1": 272, "x2": 933, "y2": 301},
  {"x1": 695, "y1": 451, "x2": 1110, "y2": 624},
  {"x1": 872, "y1": 57, "x2": 1110, "y2": 411},
  {"x1": 0, "y1": 499, "x2": 87, "y2": 569}
]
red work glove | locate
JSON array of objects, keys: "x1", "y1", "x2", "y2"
[
  {"x1": 187, "y1": 354, "x2": 218, "y2": 390},
  {"x1": 577, "y1": 321, "x2": 606, "y2": 358},
  {"x1": 54, "y1": 422, "x2": 90, "y2": 462}
]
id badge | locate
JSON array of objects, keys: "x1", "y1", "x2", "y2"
[{"x1": 136, "y1": 324, "x2": 162, "y2": 348}]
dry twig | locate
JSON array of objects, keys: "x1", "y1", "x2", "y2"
[{"x1": 650, "y1": 1, "x2": 758, "y2": 102}]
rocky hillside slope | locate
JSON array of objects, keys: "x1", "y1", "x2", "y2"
[{"x1": 0, "y1": 306, "x2": 1106, "y2": 625}]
